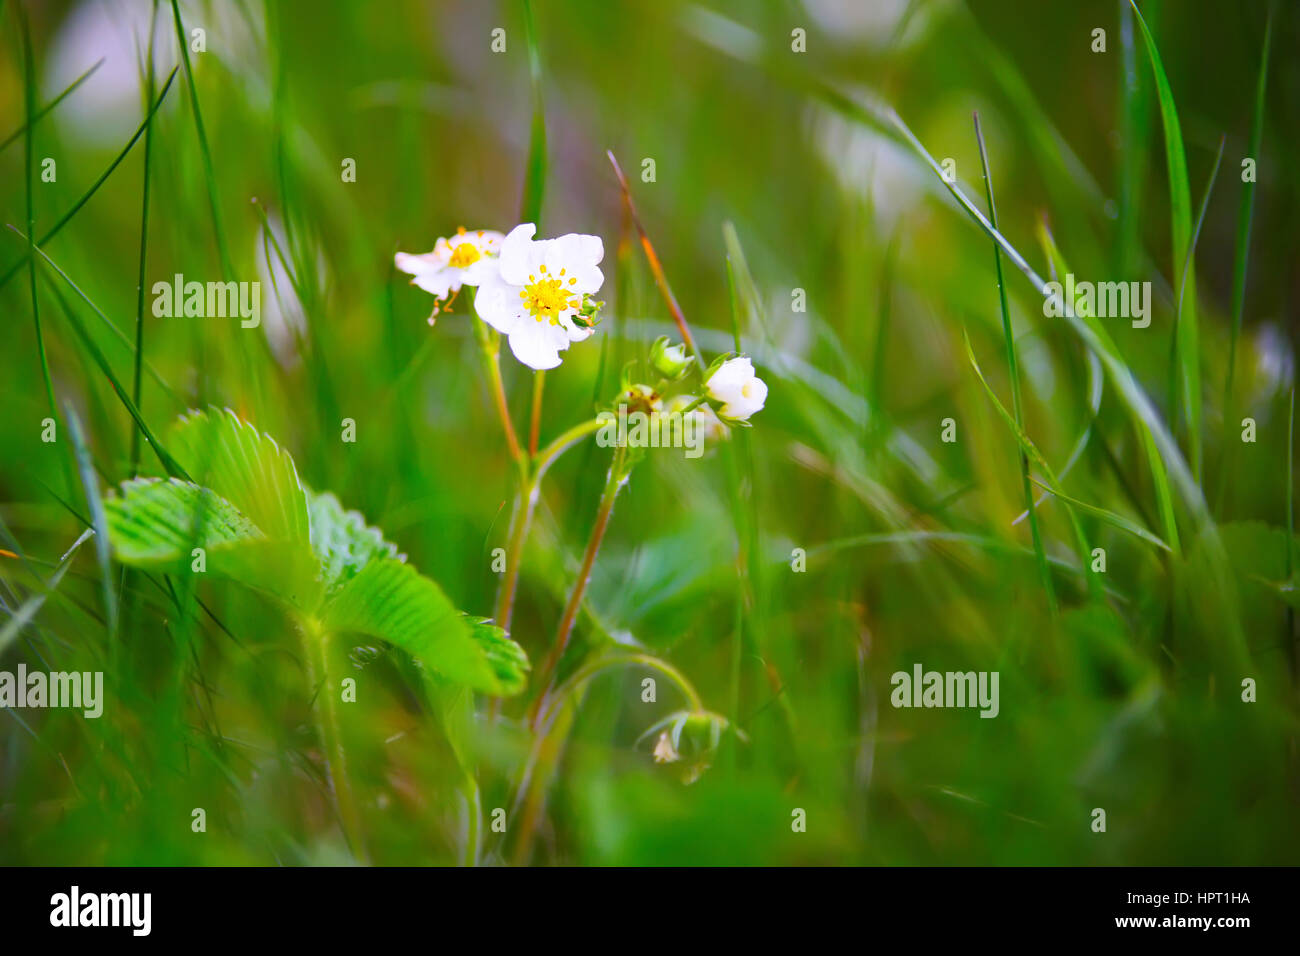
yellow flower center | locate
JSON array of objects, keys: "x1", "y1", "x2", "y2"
[
  {"x1": 448, "y1": 242, "x2": 482, "y2": 269},
  {"x1": 519, "y1": 265, "x2": 578, "y2": 323}
]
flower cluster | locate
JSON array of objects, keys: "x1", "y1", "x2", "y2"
[
  {"x1": 397, "y1": 223, "x2": 604, "y2": 370},
  {"x1": 394, "y1": 208, "x2": 770, "y2": 789},
  {"x1": 595, "y1": 337, "x2": 768, "y2": 460}
]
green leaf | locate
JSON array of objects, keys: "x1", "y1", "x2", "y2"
[
  {"x1": 306, "y1": 489, "x2": 402, "y2": 595},
  {"x1": 168, "y1": 407, "x2": 310, "y2": 545},
  {"x1": 321, "y1": 558, "x2": 529, "y2": 696},
  {"x1": 104, "y1": 477, "x2": 319, "y2": 603},
  {"x1": 109, "y1": 409, "x2": 523, "y2": 695},
  {"x1": 464, "y1": 617, "x2": 531, "y2": 697},
  {"x1": 106, "y1": 478, "x2": 263, "y2": 561}
]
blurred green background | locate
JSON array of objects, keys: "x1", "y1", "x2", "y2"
[{"x1": 2, "y1": 0, "x2": 1298, "y2": 865}]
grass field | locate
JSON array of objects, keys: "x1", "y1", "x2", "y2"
[{"x1": 1, "y1": 0, "x2": 1298, "y2": 866}]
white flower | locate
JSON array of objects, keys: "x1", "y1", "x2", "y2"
[
  {"x1": 705, "y1": 357, "x2": 768, "y2": 421},
  {"x1": 473, "y1": 223, "x2": 604, "y2": 370},
  {"x1": 395, "y1": 227, "x2": 504, "y2": 303},
  {"x1": 652, "y1": 731, "x2": 680, "y2": 764}
]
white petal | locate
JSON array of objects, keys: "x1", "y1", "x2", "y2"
[
  {"x1": 475, "y1": 229, "x2": 506, "y2": 250},
  {"x1": 541, "y1": 234, "x2": 604, "y2": 292},
  {"x1": 498, "y1": 223, "x2": 539, "y2": 284},
  {"x1": 395, "y1": 251, "x2": 440, "y2": 276},
  {"x1": 474, "y1": 275, "x2": 526, "y2": 333},
  {"x1": 506, "y1": 321, "x2": 570, "y2": 370},
  {"x1": 563, "y1": 321, "x2": 595, "y2": 343},
  {"x1": 706, "y1": 356, "x2": 754, "y2": 396},
  {"x1": 459, "y1": 255, "x2": 500, "y2": 287},
  {"x1": 570, "y1": 263, "x2": 604, "y2": 294},
  {"x1": 411, "y1": 269, "x2": 455, "y2": 298},
  {"x1": 572, "y1": 233, "x2": 604, "y2": 267}
]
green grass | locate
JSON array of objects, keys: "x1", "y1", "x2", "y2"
[{"x1": 1, "y1": 0, "x2": 1297, "y2": 867}]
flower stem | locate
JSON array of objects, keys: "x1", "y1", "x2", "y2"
[
  {"x1": 461, "y1": 770, "x2": 481, "y2": 867},
  {"x1": 528, "y1": 370, "x2": 545, "y2": 457},
  {"x1": 471, "y1": 307, "x2": 523, "y2": 464},
  {"x1": 493, "y1": 417, "x2": 605, "y2": 632},
  {"x1": 527, "y1": 445, "x2": 630, "y2": 728},
  {"x1": 536, "y1": 651, "x2": 703, "y2": 728},
  {"x1": 299, "y1": 617, "x2": 368, "y2": 863}
]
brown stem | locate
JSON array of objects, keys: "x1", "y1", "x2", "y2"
[
  {"x1": 606, "y1": 151, "x2": 703, "y2": 365},
  {"x1": 493, "y1": 481, "x2": 539, "y2": 633},
  {"x1": 473, "y1": 313, "x2": 523, "y2": 463},
  {"x1": 492, "y1": 417, "x2": 605, "y2": 633},
  {"x1": 527, "y1": 446, "x2": 629, "y2": 728}
]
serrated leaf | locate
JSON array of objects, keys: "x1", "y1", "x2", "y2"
[
  {"x1": 306, "y1": 488, "x2": 402, "y2": 594},
  {"x1": 105, "y1": 477, "x2": 322, "y2": 604},
  {"x1": 321, "y1": 558, "x2": 529, "y2": 696},
  {"x1": 106, "y1": 478, "x2": 264, "y2": 561},
  {"x1": 464, "y1": 616, "x2": 530, "y2": 697},
  {"x1": 167, "y1": 407, "x2": 310, "y2": 545}
]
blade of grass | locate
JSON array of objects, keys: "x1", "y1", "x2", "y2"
[
  {"x1": 722, "y1": 256, "x2": 748, "y2": 769},
  {"x1": 0, "y1": 56, "x2": 105, "y2": 153},
  {"x1": 1014, "y1": 348, "x2": 1103, "y2": 526},
  {"x1": 521, "y1": 0, "x2": 547, "y2": 457},
  {"x1": 0, "y1": 67, "x2": 179, "y2": 292},
  {"x1": 169, "y1": 0, "x2": 233, "y2": 279},
  {"x1": 1289, "y1": 388, "x2": 1296, "y2": 680},
  {"x1": 1116, "y1": 0, "x2": 1153, "y2": 274},
  {"x1": 18, "y1": 5, "x2": 65, "y2": 497},
  {"x1": 1027, "y1": 478, "x2": 1171, "y2": 553},
  {"x1": 1129, "y1": 0, "x2": 1202, "y2": 483},
  {"x1": 1222, "y1": 7, "x2": 1273, "y2": 513},
  {"x1": 14, "y1": 233, "x2": 188, "y2": 479},
  {"x1": 962, "y1": 328, "x2": 1100, "y2": 579},
  {"x1": 1169, "y1": 132, "x2": 1223, "y2": 421},
  {"x1": 715, "y1": 22, "x2": 1204, "y2": 531},
  {"x1": 131, "y1": 4, "x2": 160, "y2": 477},
  {"x1": 0, "y1": 530, "x2": 92, "y2": 659},
  {"x1": 519, "y1": 0, "x2": 546, "y2": 229},
  {"x1": 1035, "y1": 220, "x2": 1184, "y2": 552},
  {"x1": 64, "y1": 405, "x2": 119, "y2": 640},
  {"x1": 721, "y1": 223, "x2": 798, "y2": 740},
  {"x1": 974, "y1": 111, "x2": 1055, "y2": 614}
]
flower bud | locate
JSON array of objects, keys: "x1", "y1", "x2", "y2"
[
  {"x1": 640, "y1": 709, "x2": 745, "y2": 784},
  {"x1": 650, "y1": 336, "x2": 694, "y2": 378}
]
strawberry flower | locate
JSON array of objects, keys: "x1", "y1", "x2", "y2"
[
  {"x1": 395, "y1": 227, "x2": 504, "y2": 317},
  {"x1": 705, "y1": 356, "x2": 768, "y2": 421},
  {"x1": 473, "y1": 223, "x2": 605, "y2": 370}
]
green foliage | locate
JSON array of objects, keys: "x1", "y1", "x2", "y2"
[
  {"x1": 3, "y1": 0, "x2": 1297, "y2": 868},
  {"x1": 104, "y1": 408, "x2": 528, "y2": 697}
]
